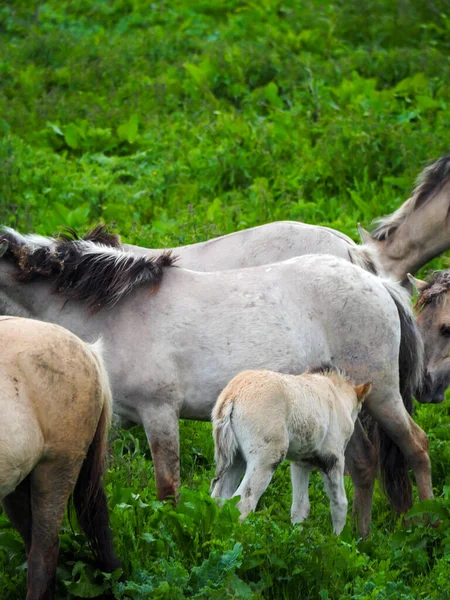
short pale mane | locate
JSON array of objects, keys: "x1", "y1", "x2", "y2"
[
  {"x1": 307, "y1": 363, "x2": 350, "y2": 381},
  {"x1": 0, "y1": 225, "x2": 176, "y2": 311},
  {"x1": 414, "y1": 270, "x2": 450, "y2": 311},
  {"x1": 371, "y1": 154, "x2": 450, "y2": 241}
]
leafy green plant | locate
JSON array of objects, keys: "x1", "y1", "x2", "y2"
[{"x1": 1, "y1": 0, "x2": 450, "y2": 597}]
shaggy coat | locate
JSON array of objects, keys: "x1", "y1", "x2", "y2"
[
  {"x1": 0, "y1": 316, "x2": 120, "y2": 600},
  {"x1": 211, "y1": 368, "x2": 372, "y2": 534},
  {"x1": 0, "y1": 230, "x2": 431, "y2": 538}
]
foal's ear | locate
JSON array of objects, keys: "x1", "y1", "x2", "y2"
[
  {"x1": 0, "y1": 240, "x2": 8, "y2": 258},
  {"x1": 407, "y1": 274, "x2": 427, "y2": 293},
  {"x1": 354, "y1": 381, "x2": 373, "y2": 403}
]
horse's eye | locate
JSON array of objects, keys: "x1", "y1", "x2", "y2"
[{"x1": 440, "y1": 325, "x2": 450, "y2": 337}]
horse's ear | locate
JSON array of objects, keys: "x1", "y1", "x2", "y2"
[
  {"x1": 354, "y1": 381, "x2": 372, "y2": 403},
  {"x1": 407, "y1": 274, "x2": 427, "y2": 293},
  {"x1": 0, "y1": 240, "x2": 9, "y2": 257},
  {"x1": 357, "y1": 224, "x2": 373, "y2": 245}
]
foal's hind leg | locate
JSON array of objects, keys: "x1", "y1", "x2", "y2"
[
  {"x1": 344, "y1": 419, "x2": 378, "y2": 538},
  {"x1": 1, "y1": 476, "x2": 32, "y2": 554},
  {"x1": 211, "y1": 451, "x2": 246, "y2": 500},
  {"x1": 233, "y1": 460, "x2": 279, "y2": 521},
  {"x1": 233, "y1": 435, "x2": 288, "y2": 521},
  {"x1": 27, "y1": 458, "x2": 81, "y2": 600},
  {"x1": 140, "y1": 403, "x2": 181, "y2": 500}
]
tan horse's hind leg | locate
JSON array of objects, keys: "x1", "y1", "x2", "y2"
[
  {"x1": 1, "y1": 476, "x2": 33, "y2": 554},
  {"x1": 26, "y1": 458, "x2": 82, "y2": 600},
  {"x1": 344, "y1": 419, "x2": 378, "y2": 538}
]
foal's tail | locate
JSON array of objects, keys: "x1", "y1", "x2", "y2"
[
  {"x1": 377, "y1": 280, "x2": 424, "y2": 513},
  {"x1": 211, "y1": 395, "x2": 239, "y2": 489},
  {"x1": 73, "y1": 340, "x2": 121, "y2": 573}
]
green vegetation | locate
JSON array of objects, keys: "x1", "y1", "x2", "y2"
[{"x1": 1, "y1": 0, "x2": 450, "y2": 597}]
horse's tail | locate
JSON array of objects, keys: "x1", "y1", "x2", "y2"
[
  {"x1": 377, "y1": 280, "x2": 424, "y2": 513},
  {"x1": 211, "y1": 394, "x2": 239, "y2": 489},
  {"x1": 72, "y1": 339, "x2": 121, "y2": 573}
]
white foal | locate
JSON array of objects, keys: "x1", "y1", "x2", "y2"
[{"x1": 211, "y1": 366, "x2": 372, "y2": 534}]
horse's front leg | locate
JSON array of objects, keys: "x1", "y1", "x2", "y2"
[
  {"x1": 320, "y1": 457, "x2": 348, "y2": 535},
  {"x1": 345, "y1": 419, "x2": 378, "y2": 538},
  {"x1": 139, "y1": 402, "x2": 181, "y2": 500},
  {"x1": 290, "y1": 462, "x2": 313, "y2": 524}
]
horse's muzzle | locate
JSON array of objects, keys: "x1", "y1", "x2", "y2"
[{"x1": 416, "y1": 371, "x2": 447, "y2": 404}]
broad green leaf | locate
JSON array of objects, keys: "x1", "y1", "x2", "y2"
[
  {"x1": 63, "y1": 123, "x2": 82, "y2": 149},
  {"x1": 117, "y1": 114, "x2": 139, "y2": 143},
  {"x1": 406, "y1": 499, "x2": 449, "y2": 519}
]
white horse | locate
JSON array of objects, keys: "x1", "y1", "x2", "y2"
[
  {"x1": 124, "y1": 154, "x2": 450, "y2": 286},
  {"x1": 211, "y1": 367, "x2": 372, "y2": 534},
  {"x1": 0, "y1": 230, "x2": 431, "y2": 537}
]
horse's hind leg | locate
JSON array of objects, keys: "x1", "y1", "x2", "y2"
[
  {"x1": 233, "y1": 434, "x2": 288, "y2": 521},
  {"x1": 365, "y1": 391, "x2": 432, "y2": 501},
  {"x1": 27, "y1": 458, "x2": 80, "y2": 600},
  {"x1": 140, "y1": 403, "x2": 181, "y2": 500},
  {"x1": 233, "y1": 461, "x2": 278, "y2": 521},
  {"x1": 290, "y1": 462, "x2": 313, "y2": 524},
  {"x1": 344, "y1": 419, "x2": 378, "y2": 538},
  {"x1": 211, "y1": 451, "x2": 246, "y2": 500},
  {"x1": 1, "y1": 476, "x2": 32, "y2": 554}
]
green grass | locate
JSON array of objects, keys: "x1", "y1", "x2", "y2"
[{"x1": 1, "y1": 0, "x2": 450, "y2": 597}]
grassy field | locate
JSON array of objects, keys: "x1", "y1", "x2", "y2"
[{"x1": 1, "y1": 1, "x2": 450, "y2": 597}]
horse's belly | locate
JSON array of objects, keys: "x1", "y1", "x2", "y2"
[
  {"x1": 286, "y1": 435, "x2": 323, "y2": 462},
  {"x1": 0, "y1": 438, "x2": 43, "y2": 500}
]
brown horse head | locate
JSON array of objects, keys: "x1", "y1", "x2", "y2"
[{"x1": 412, "y1": 271, "x2": 450, "y2": 403}]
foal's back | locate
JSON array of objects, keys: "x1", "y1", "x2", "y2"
[
  {"x1": 0, "y1": 317, "x2": 105, "y2": 499},
  {"x1": 215, "y1": 369, "x2": 355, "y2": 454}
]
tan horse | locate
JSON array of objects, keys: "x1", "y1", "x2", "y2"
[
  {"x1": 211, "y1": 366, "x2": 372, "y2": 534},
  {"x1": 0, "y1": 316, "x2": 120, "y2": 600},
  {"x1": 409, "y1": 272, "x2": 450, "y2": 404}
]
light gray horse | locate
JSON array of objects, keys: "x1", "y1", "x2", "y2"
[
  {"x1": 125, "y1": 154, "x2": 450, "y2": 286},
  {"x1": 125, "y1": 221, "x2": 381, "y2": 276},
  {"x1": 0, "y1": 230, "x2": 431, "y2": 537}
]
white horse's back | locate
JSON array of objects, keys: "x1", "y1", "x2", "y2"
[{"x1": 124, "y1": 221, "x2": 381, "y2": 274}]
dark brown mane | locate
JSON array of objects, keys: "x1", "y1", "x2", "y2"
[
  {"x1": 0, "y1": 225, "x2": 176, "y2": 311},
  {"x1": 58, "y1": 224, "x2": 122, "y2": 248},
  {"x1": 371, "y1": 154, "x2": 450, "y2": 241},
  {"x1": 414, "y1": 270, "x2": 450, "y2": 311},
  {"x1": 413, "y1": 154, "x2": 450, "y2": 211}
]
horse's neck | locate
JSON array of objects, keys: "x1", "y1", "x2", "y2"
[
  {"x1": 373, "y1": 185, "x2": 450, "y2": 280},
  {"x1": 1, "y1": 278, "x2": 101, "y2": 341}
]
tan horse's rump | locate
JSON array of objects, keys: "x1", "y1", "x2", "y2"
[{"x1": 0, "y1": 317, "x2": 120, "y2": 600}]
